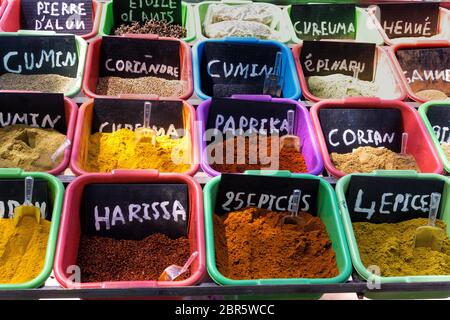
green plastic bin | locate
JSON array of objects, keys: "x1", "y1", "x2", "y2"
[
  {"x1": 336, "y1": 170, "x2": 450, "y2": 299},
  {"x1": 283, "y1": 5, "x2": 383, "y2": 45},
  {"x1": 99, "y1": 1, "x2": 196, "y2": 43},
  {"x1": 419, "y1": 101, "x2": 450, "y2": 175},
  {"x1": 0, "y1": 168, "x2": 64, "y2": 290},
  {"x1": 0, "y1": 30, "x2": 87, "y2": 98},
  {"x1": 194, "y1": 0, "x2": 290, "y2": 43},
  {"x1": 203, "y1": 170, "x2": 352, "y2": 299}
]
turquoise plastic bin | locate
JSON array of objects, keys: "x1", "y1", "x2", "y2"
[
  {"x1": 192, "y1": 37, "x2": 302, "y2": 100},
  {"x1": 203, "y1": 170, "x2": 352, "y2": 299},
  {"x1": 336, "y1": 170, "x2": 450, "y2": 299},
  {"x1": 0, "y1": 31, "x2": 87, "y2": 98}
]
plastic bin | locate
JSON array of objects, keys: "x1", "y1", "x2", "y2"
[
  {"x1": 336, "y1": 171, "x2": 450, "y2": 299},
  {"x1": 54, "y1": 170, "x2": 206, "y2": 289},
  {"x1": 0, "y1": 0, "x2": 102, "y2": 40},
  {"x1": 419, "y1": 101, "x2": 450, "y2": 174},
  {"x1": 193, "y1": 37, "x2": 301, "y2": 100},
  {"x1": 0, "y1": 31, "x2": 87, "y2": 98},
  {"x1": 293, "y1": 43, "x2": 406, "y2": 102},
  {"x1": 203, "y1": 170, "x2": 352, "y2": 299},
  {"x1": 0, "y1": 168, "x2": 64, "y2": 290},
  {"x1": 99, "y1": 0, "x2": 196, "y2": 43},
  {"x1": 310, "y1": 98, "x2": 443, "y2": 179},
  {"x1": 0, "y1": 91, "x2": 77, "y2": 176},
  {"x1": 387, "y1": 41, "x2": 450, "y2": 103},
  {"x1": 367, "y1": 6, "x2": 450, "y2": 46},
  {"x1": 196, "y1": 94, "x2": 323, "y2": 177},
  {"x1": 70, "y1": 98, "x2": 199, "y2": 176},
  {"x1": 194, "y1": 0, "x2": 289, "y2": 43},
  {"x1": 83, "y1": 35, "x2": 193, "y2": 100},
  {"x1": 284, "y1": 5, "x2": 383, "y2": 45}
]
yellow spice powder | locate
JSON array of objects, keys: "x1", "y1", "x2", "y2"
[
  {"x1": 0, "y1": 217, "x2": 50, "y2": 284},
  {"x1": 85, "y1": 128, "x2": 191, "y2": 173}
]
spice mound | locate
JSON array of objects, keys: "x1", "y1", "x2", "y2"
[
  {"x1": 96, "y1": 76, "x2": 186, "y2": 97},
  {"x1": 415, "y1": 89, "x2": 448, "y2": 101},
  {"x1": 331, "y1": 146, "x2": 419, "y2": 174},
  {"x1": 0, "y1": 73, "x2": 75, "y2": 93},
  {"x1": 307, "y1": 74, "x2": 379, "y2": 99},
  {"x1": 214, "y1": 207, "x2": 339, "y2": 280},
  {"x1": 442, "y1": 143, "x2": 450, "y2": 161},
  {"x1": 85, "y1": 128, "x2": 191, "y2": 173},
  {"x1": 353, "y1": 218, "x2": 450, "y2": 277},
  {"x1": 0, "y1": 125, "x2": 66, "y2": 171},
  {"x1": 114, "y1": 19, "x2": 187, "y2": 38},
  {"x1": 209, "y1": 135, "x2": 308, "y2": 173},
  {"x1": 77, "y1": 233, "x2": 191, "y2": 282},
  {"x1": 0, "y1": 216, "x2": 50, "y2": 284}
]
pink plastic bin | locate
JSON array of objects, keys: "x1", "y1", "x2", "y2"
[
  {"x1": 367, "y1": 6, "x2": 450, "y2": 46},
  {"x1": 310, "y1": 97, "x2": 443, "y2": 179},
  {"x1": 0, "y1": 0, "x2": 102, "y2": 40},
  {"x1": 54, "y1": 170, "x2": 206, "y2": 289},
  {"x1": 292, "y1": 43, "x2": 407, "y2": 102},
  {"x1": 387, "y1": 41, "x2": 450, "y2": 103},
  {"x1": 0, "y1": 90, "x2": 77, "y2": 176},
  {"x1": 83, "y1": 34, "x2": 194, "y2": 101},
  {"x1": 70, "y1": 98, "x2": 199, "y2": 176}
]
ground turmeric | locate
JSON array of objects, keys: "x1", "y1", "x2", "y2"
[
  {"x1": 353, "y1": 218, "x2": 450, "y2": 277},
  {"x1": 214, "y1": 208, "x2": 339, "y2": 280},
  {"x1": 0, "y1": 217, "x2": 50, "y2": 284},
  {"x1": 85, "y1": 128, "x2": 191, "y2": 173}
]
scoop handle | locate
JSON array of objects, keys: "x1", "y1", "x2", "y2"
[
  {"x1": 180, "y1": 251, "x2": 199, "y2": 275},
  {"x1": 287, "y1": 110, "x2": 295, "y2": 135},
  {"x1": 429, "y1": 192, "x2": 441, "y2": 227},
  {"x1": 401, "y1": 132, "x2": 408, "y2": 155},
  {"x1": 51, "y1": 139, "x2": 71, "y2": 163},
  {"x1": 273, "y1": 51, "x2": 282, "y2": 77},
  {"x1": 143, "y1": 101, "x2": 152, "y2": 130},
  {"x1": 288, "y1": 189, "x2": 301, "y2": 215},
  {"x1": 24, "y1": 176, "x2": 34, "y2": 206}
]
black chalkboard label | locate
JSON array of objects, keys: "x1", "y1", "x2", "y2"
[
  {"x1": 215, "y1": 174, "x2": 320, "y2": 216},
  {"x1": 290, "y1": 4, "x2": 356, "y2": 41},
  {"x1": 99, "y1": 36, "x2": 181, "y2": 80},
  {"x1": 377, "y1": 3, "x2": 439, "y2": 39},
  {"x1": 81, "y1": 183, "x2": 189, "y2": 240},
  {"x1": 0, "y1": 92, "x2": 67, "y2": 133},
  {"x1": 20, "y1": 0, "x2": 93, "y2": 35},
  {"x1": 426, "y1": 105, "x2": 450, "y2": 144},
  {"x1": 0, "y1": 35, "x2": 78, "y2": 77},
  {"x1": 0, "y1": 179, "x2": 51, "y2": 220},
  {"x1": 346, "y1": 176, "x2": 445, "y2": 223},
  {"x1": 113, "y1": 0, "x2": 182, "y2": 25},
  {"x1": 92, "y1": 98, "x2": 184, "y2": 137},
  {"x1": 300, "y1": 41, "x2": 376, "y2": 81},
  {"x1": 206, "y1": 97, "x2": 296, "y2": 136},
  {"x1": 319, "y1": 108, "x2": 403, "y2": 153},
  {"x1": 200, "y1": 42, "x2": 280, "y2": 97},
  {"x1": 396, "y1": 47, "x2": 450, "y2": 95}
]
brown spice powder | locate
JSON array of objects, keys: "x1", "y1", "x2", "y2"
[
  {"x1": 214, "y1": 208, "x2": 339, "y2": 280},
  {"x1": 114, "y1": 20, "x2": 187, "y2": 38},
  {"x1": 0, "y1": 73, "x2": 74, "y2": 93},
  {"x1": 77, "y1": 233, "x2": 191, "y2": 282}
]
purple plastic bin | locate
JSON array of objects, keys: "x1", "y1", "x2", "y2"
[{"x1": 197, "y1": 94, "x2": 324, "y2": 177}]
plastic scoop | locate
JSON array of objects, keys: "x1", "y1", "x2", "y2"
[
  {"x1": 414, "y1": 192, "x2": 446, "y2": 251},
  {"x1": 352, "y1": 65, "x2": 360, "y2": 80},
  {"x1": 281, "y1": 189, "x2": 302, "y2": 225},
  {"x1": 280, "y1": 110, "x2": 301, "y2": 151},
  {"x1": 401, "y1": 132, "x2": 408, "y2": 155},
  {"x1": 13, "y1": 177, "x2": 41, "y2": 227},
  {"x1": 51, "y1": 139, "x2": 71, "y2": 163},
  {"x1": 159, "y1": 251, "x2": 199, "y2": 281},
  {"x1": 263, "y1": 51, "x2": 284, "y2": 98},
  {"x1": 135, "y1": 101, "x2": 156, "y2": 144}
]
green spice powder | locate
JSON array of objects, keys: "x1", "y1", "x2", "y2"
[{"x1": 353, "y1": 218, "x2": 450, "y2": 277}]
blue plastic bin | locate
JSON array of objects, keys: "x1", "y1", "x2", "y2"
[{"x1": 192, "y1": 37, "x2": 301, "y2": 100}]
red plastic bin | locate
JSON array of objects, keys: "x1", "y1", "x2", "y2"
[
  {"x1": 70, "y1": 98, "x2": 199, "y2": 176},
  {"x1": 292, "y1": 43, "x2": 407, "y2": 102},
  {"x1": 83, "y1": 34, "x2": 193, "y2": 101},
  {"x1": 387, "y1": 41, "x2": 450, "y2": 103},
  {"x1": 0, "y1": 0, "x2": 102, "y2": 40},
  {"x1": 0, "y1": 90, "x2": 77, "y2": 176},
  {"x1": 53, "y1": 170, "x2": 206, "y2": 289},
  {"x1": 310, "y1": 97, "x2": 443, "y2": 179}
]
